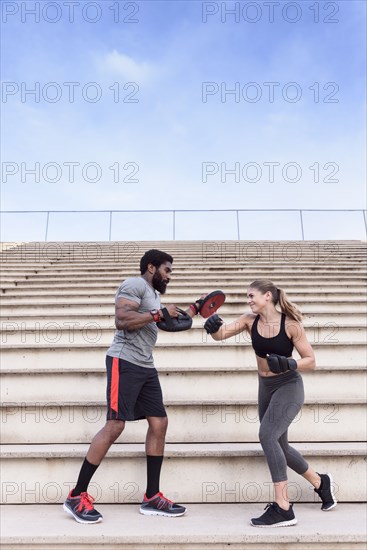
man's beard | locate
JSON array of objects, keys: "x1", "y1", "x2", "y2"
[{"x1": 152, "y1": 271, "x2": 167, "y2": 294}]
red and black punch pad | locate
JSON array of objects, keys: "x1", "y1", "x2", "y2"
[{"x1": 199, "y1": 291, "x2": 226, "y2": 318}]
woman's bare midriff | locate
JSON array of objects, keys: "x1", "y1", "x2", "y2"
[{"x1": 256, "y1": 356, "x2": 284, "y2": 377}]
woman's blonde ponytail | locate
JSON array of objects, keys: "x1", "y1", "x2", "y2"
[{"x1": 249, "y1": 279, "x2": 302, "y2": 322}]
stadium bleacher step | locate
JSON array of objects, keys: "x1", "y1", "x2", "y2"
[
  {"x1": 1, "y1": 442, "x2": 366, "y2": 504},
  {"x1": 1, "y1": 341, "x2": 365, "y2": 368},
  {"x1": 1, "y1": 503, "x2": 365, "y2": 550},
  {"x1": 1, "y1": 323, "x2": 366, "y2": 345},
  {"x1": 1, "y1": 401, "x2": 366, "y2": 444}
]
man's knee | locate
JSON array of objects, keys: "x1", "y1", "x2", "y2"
[
  {"x1": 105, "y1": 419, "x2": 125, "y2": 441},
  {"x1": 148, "y1": 416, "x2": 168, "y2": 435},
  {"x1": 161, "y1": 416, "x2": 168, "y2": 433}
]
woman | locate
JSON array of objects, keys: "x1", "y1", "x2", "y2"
[{"x1": 204, "y1": 279, "x2": 337, "y2": 527}]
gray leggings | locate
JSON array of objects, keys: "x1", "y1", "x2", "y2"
[{"x1": 258, "y1": 370, "x2": 309, "y2": 482}]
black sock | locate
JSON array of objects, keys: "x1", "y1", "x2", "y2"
[
  {"x1": 146, "y1": 455, "x2": 164, "y2": 499},
  {"x1": 71, "y1": 458, "x2": 99, "y2": 497}
]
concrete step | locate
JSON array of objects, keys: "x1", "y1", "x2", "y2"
[
  {"x1": 1, "y1": 272, "x2": 366, "y2": 284},
  {"x1": 1, "y1": 295, "x2": 366, "y2": 311},
  {"x1": 1, "y1": 442, "x2": 365, "y2": 503},
  {"x1": 1, "y1": 342, "x2": 365, "y2": 369},
  {"x1": 1, "y1": 301, "x2": 366, "y2": 315},
  {"x1": 1, "y1": 270, "x2": 365, "y2": 285},
  {"x1": 2, "y1": 312, "x2": 366, "y2": 325},
  {"x1": 1, "y1": 255, "x2": 365, "y2": 266},
  {"x1": 1, "y1": 240, "x2": 365, "y2": 253},
  {"x1": 2, "y1": 282, "x2": 365, "y2": 297},
  {"x1": 1, "y1": 263, "x2": 366, "y2": 273},
  {"x1": 1, "y1": 322, "x2": 366, "y2": 345},
  {"x1": 3, "y1": 287, "x2": 366, "y2": 298},
  {"x1": 1, "y1": 275, "x2": 366, "y2": 286},
  {"x1": 2, "y1": 366, "x2": 365, "y2": 443},
  {"x1": 1, "y1": 273, "x2": 367, "y2": 284},
  {"x1": 1, "y1": 245, "x2": 366, "y2": 256},
  {"x1": 1, "y1": 242, "x2": 366, "y2": 254},
  {"x1": 9, "y1": 251, "x2": 323, "y2": 260},
  {"x1": 3, "y1": 255, "x2": 364, "y2": 265},
  {"x1": 2, "y1": 246, "x2": 366, "y2": 258},
  {"x1": 1, "y1": 266, "x2": 366, "y2": 276},
  {"x1": 1, "y1": 265, "x2": 363, "y2": 274},
  {"x1": 2, "y1": 367, "x2": 365, "y2": 402},
  {"x1": 2, "y1": 282, "x2": 367, "y2": 295},
  {"x1": 1, "y1": 503, "x2": 366, "y2": 550},
  {"x1": 1, "y1": 401, "x2": 365, "y2": 444}
]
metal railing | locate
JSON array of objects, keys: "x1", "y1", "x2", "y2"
[{"x1": 1, "y1": 209, "x2": 366, "y2": 241}]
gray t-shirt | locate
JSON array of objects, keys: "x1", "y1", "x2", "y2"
[{"x1": 107, "y1": 277, "x2": 162, "y2": 368}]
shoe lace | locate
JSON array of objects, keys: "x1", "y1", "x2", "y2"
[
  {"x1": 78, "y1": 492, "x2": 95, "y2": 512},
  {"x1": 158, "y1": 492, "x2": 173, "y2": 505},
  {"x1": 144, "y1": 492, "x2": 174, "y2": 509},
  {"x1": 151, "y1": 492, "x2": 173, "y2": 510}
]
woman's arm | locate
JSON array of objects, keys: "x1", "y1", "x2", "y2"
[
  {"x1": 287, "y1": 321, "x2": 316, "y2": 371},
  {"x1": 210, "y1": 313, "x2": 254, "y2": 341}
]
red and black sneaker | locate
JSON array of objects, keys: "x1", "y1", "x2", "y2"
[
  {"x1": 139, "y1": 492, "x2": 186, "y2": 517},
  {"x1": 63, "y1": 490, "x2": 103, "y2": 524}
]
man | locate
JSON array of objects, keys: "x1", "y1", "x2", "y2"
[{"x1": 63, "y1": 249, "x2": 202, "y2": 523}]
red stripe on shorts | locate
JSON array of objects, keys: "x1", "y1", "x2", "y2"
[{"x1": 110, "y1": 357, "x2": 119, "y2": 413}]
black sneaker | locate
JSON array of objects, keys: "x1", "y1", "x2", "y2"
[
  {"x1": 139, "y1": 492, "x2": 186, "y2": 517},
  {"x1": 63, "y1": 490, "x2": 103, "y2": 524},
  {"x1": 251, "y1": 502, "x2": 297, "y2": 528},
  {"x1": 314, "y1": 473, "x2": 337, "y2": 511}
]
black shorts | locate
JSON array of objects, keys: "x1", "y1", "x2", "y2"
[{"x1": 106, "y1": 355, "x2": 167, "y2": 421}]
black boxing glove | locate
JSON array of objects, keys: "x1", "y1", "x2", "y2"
[
  {"x1": 266, "y1": 354, "x2": 298, "y2": 374},
  {"x1": 204, "y1": 314, "x2": 223, "y2": 334}
]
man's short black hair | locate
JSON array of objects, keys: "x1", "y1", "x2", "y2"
[{"x1": 140, "y1": 249, "x2": 173, "y2": 275}]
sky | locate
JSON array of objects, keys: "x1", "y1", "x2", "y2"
[{"x1": 1, "y1": 0, "x2": 366, "y2": 241}]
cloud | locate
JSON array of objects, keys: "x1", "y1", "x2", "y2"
[{"x1": 98, "y1": 50, "x2": 154, "y2": 83}]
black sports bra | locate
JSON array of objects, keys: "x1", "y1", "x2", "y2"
[{"x1": 251, "y1": 313, "x2": 294, "y2": 359}]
